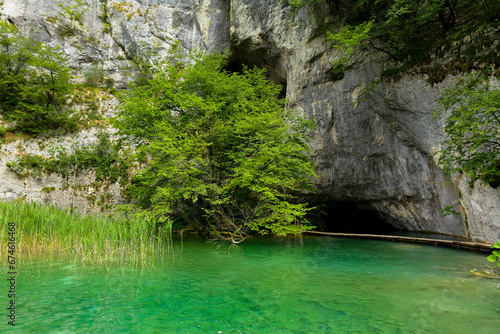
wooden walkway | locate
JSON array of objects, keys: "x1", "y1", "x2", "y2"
[{"x1": 303, "y1": 231, "x2": 493, "y2": 252}]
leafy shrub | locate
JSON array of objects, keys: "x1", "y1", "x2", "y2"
[
  {"x1": 488, "y1": 242, "x2": 500, "y2": 267},
  {"x1": 84, "y1": 62, "x2": 106, "y2": 87}
]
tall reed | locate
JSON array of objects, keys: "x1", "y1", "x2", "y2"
[{"x1": 0, "y1": 200, "x2": 172, "y2": 266}]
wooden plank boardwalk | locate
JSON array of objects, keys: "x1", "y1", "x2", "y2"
[{"x1": 303, "y1": 231, "x2": 493, "y2": 252}]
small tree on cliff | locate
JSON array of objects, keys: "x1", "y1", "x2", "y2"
[
  {"x1": 0, "y1": 21, "x2": 75, "y2": 135},
  {"x1": 116, "y1": 50, "x2": 317, "y2": 242}
]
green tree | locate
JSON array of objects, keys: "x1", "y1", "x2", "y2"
[
  {"x1": 0, "y1": 21, "x2": 75, "y2": 135},
  {"x1": 0, "y1": 21, "x2": 35, "y2": 113},
  {"x1": 433, "y1": 75, "x2": 500, "y2": 187},
  {"x1": 116, "y1": 50, "x2": 317, "y2": 242}
]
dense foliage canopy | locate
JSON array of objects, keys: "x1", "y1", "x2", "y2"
[{"x1": 116, "y1": 51, "x2": 317, "y2": 242}]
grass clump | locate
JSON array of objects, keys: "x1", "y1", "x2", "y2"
[{"x1": 0, "y1": 200, "x2": 172, "y2": 266}]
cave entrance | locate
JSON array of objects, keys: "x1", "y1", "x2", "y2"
[
  {"x1": 317, "y1": 201, "x2": 398, "y2": 234},
  {"x1": 226, "y1": 51, "x2": 287, "y2": 99}
]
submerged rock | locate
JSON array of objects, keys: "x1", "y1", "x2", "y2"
[{"x1": 470, "y1": 270, "x2": 500, "y2": 279}]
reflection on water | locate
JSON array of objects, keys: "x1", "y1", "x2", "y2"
[{"x1": 2, "y1": 236, "x2": 499, "y2": 333}]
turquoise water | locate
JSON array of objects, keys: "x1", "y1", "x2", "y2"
[{"x1": 3, "y1": 236, "x2": 500, "y2": 333}]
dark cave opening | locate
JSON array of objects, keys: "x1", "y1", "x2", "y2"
[
  {"x1": 225, "y1": 56, "x2": 287, "y2": 99},
  {"x1": 225, "y1": 58, "x2": 246, "y2": 75},
  {"x1": 316, "y1": 201, "x2": 398, "y2": 234}
]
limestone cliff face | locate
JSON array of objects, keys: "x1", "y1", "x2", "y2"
[{"x1": 1, "y1": 0, "x2": 499, "y2": 242}]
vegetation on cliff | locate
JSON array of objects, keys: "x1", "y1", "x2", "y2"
[
  {"x1": 290, "y1": 0, "x2": 499, "y2": 80},
  {"x1": 433, "y1": 75, "x2": 500, "y2": 188},
  {"x1": 7, "y1": 131, "x2": 132, "y2": 185},
  {"x1": 0, "y1": 20, "x2": 114, "y2": 137},
  {"x1": 0, "y1": 21, "x2": 76, "y2": 135}
]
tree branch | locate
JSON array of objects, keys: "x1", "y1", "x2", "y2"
[{"x1": 367, "y1": 40, "x2": 399, "y2": 61}]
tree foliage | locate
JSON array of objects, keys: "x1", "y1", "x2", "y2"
[
  {"x1": 116, "y1": 50, "x2": 317, "y2": 242},
  {"x1": 433, "y1": 75, "x2": 500, "y2": 187},
  {"x1": 371, "y1": 0, "x2": 499, "y2": 66},
  {"x1": 326, "y1": 19, "x2": 374, "y2": 79},
  {"x1": 487, "y1": 241, "x2": 500, "y2": 267},
  {"x1": 289, "y1": 0, "x2": 500, "y2": 79},
  {"x1": 0, "y1": 21, "x2": 75, "y2": 135}
]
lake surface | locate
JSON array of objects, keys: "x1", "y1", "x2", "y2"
[{"x1": 3, "y1": 236, "x2": 500, "y2": 333}]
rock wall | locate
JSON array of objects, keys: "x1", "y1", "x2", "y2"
[{"x1": 1, "y1": 0, "x2": 499, "y2": 242}]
